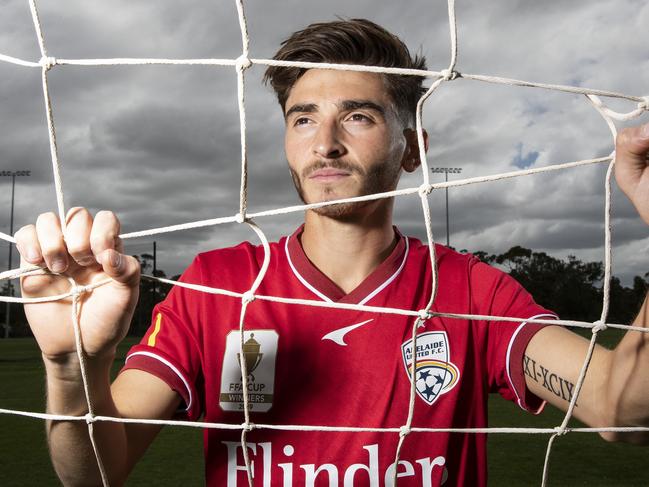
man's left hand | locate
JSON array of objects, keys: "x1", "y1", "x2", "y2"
[{"x1": 615, "y1": 122, "x2": 649, "y2": 225}]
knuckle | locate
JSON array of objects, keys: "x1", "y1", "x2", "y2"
[
  {"x1": 66, "y1": 206, "x2": 91, "y2": 224},
  {"x1": 96, "y1": 209, "x2": 116, "y2": 222},
  {"x1": 66, "y1": 239, "x2": 91, "y2": 257},
  {"x1": 96, "y1": 209, "x2": 121, "y2": 230},
  {"x1": 40, "y1": 242, "x2": 62, "y2": 259},
  {"x1": 66, "y1": 206, "x2": 81, "y2": 218},
  {"x1": 90, "y1": 234, "x2": 112, "y2": 251},
  {"x1": 14, "y1": 224, "x2": 34, "y2": 241},
  {"x1": 36, "y1": 211, "x2": 58, "y2": 225},
  {"x1": 124, "y1": 256, "x2": 142, "y2": 282},
  {"x1": 125, "y1": 254, "x2": 140, "y2": 269}
]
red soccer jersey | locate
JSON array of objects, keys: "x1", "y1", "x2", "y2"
[{"x1": 123, "y1": 227, "x2": 555, "y2": 486}]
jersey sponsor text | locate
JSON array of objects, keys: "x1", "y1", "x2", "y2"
[{"x1": 223, "y1": 441, "x2": 448, "y2": 486}]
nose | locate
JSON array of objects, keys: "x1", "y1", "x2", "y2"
[{"x1": 312, "y1": 120, "x2": 346, "y2": 159}]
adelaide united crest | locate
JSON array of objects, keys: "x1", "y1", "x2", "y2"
[{"x1": 401, "y1": 331, "x2": 460, "y2": 406}]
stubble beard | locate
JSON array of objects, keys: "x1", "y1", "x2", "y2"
[{"x1": 289, "y1": 158, "x2": 401, "y2": 219}]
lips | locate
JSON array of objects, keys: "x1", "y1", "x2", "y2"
[{"x1": 308, "y1": 167, "x2": 351, "y2": 181}]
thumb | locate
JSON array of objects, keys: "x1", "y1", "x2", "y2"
[{"x1": 99, "y1": 249, "x2": 140, "y2": 287}]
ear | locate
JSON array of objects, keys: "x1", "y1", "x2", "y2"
[{"x1": 401, "y1": 128, "x2": 429, "y2": 173}]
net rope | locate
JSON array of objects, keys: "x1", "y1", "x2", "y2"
[{"x1": 0, "y1": 0, "x2": 647, "y2": 485}]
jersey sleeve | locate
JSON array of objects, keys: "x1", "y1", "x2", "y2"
[
  {"x1": 471, "y1": 260, "x2": 557, "y2": 414},
  {"x1": 120, "y1": 257, "x2": 205, "y2": 421}
]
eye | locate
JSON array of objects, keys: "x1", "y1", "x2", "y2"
[
  {"x1": 347, "y1": 113, "x2": 372, "y2": 123},
  {"x1": 293, "y1": 116, "x2": 312, "y2": 126}
]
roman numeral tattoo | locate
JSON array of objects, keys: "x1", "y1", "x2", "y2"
[{"x1": 523, "y1": 355, "x2": 577, "y2": 405}]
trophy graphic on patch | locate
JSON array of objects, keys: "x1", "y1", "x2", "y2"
[{"x1": 237, "y1": 333, "x2": 263, "y2": 382}]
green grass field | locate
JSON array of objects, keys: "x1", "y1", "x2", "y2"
[{"x1": 0, "y1": 336, "x2": 647, "y2": 486}]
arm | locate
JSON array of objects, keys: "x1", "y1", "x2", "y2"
[
  {"x1": 525, "y1": 294, "x2": 648, "y2": 443},
  {"x1": 45, "y1": 360, "x2": 181, "y2": 485},
  {"x1": 17, "y1": 208, "x2": 180, "y2": 485},
  {"x1": 524, "y1": 122, "x2": 649, "y2": 443}
]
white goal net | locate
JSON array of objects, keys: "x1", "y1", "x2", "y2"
[{"x1": 0, "y1": 0, "x2": 647, "y2": 485}]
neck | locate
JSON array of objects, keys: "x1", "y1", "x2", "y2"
[{"x1": 300, "y1": 200, "x2": 397, "y2": 294}]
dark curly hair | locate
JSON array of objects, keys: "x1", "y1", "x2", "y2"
[{"x1": 263, "y1": 18, "x2": 427, "y2": 128}]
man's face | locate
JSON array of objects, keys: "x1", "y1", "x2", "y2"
[{"x1": 283, "y1": 69, "x2": 415, "y2": 218}]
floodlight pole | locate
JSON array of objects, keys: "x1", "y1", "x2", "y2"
[
  {"x1": 430, "y1": 167, "x2": 462, "y2": 248},
  {"x1": 2, "y1": 170, "x2": 31, "y2": 338},
  {"x1": 152, "y1": 240, "x2": 157, "y2": 299}
]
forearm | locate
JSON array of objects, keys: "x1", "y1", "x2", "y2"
[
  {"x1": 604, "y1": 292, "x2": 649, "y2": 442},
  {"x1": 44, "y1": 352, "x2": 128, "y2": 486}
]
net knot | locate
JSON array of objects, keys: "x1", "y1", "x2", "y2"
[
  {"x1": 84, "y1": 413, "x2": 96, "y2": 424},
  {"x1": 553, "y1": 426, "x2": 568, "y2": 436},
  {"x1": 440, "y1": 68, "x2": 459, "y2": 81},
  {"x1": 71, "y1": 284, "x2": 92, "y2": 297},
  {"x1": 242, "y1": 290, "x2": 255, "y2": 305},
  {"x1": 418, "y1": 183, "x2": 432, "y2": 197},
  {"x1": 638, "y1": 96, "x2": 649, "y2": 111},
  {"x1": 591, "y1": 320, "x2": 607, "y2": 333},
  {"x1": 417, "y1": 309, "x2": 431, "y2": 321},
  {"x1": 39, "y1": 56, "x2": 57, "y2": 71},
  {"x1": 241, "y1": 422, "x2": 255, "y2": 432},
  {"x1": 235, "y1": 212, "x2": 246, "y2": 224},
  {"x1": 236, "y1": 55, "x2": 252, "y2": 71},
  {"x1": 399, "y1": 425, "x2": 411, "y2": 437}
]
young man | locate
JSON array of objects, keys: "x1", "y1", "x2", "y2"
[{"x1": 16, "y1": 19, "x2": 649, "y2": 487}]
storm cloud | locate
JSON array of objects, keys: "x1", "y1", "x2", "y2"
[{"x1": 0, "y1": 0, "x2": 647, "y2": 283}]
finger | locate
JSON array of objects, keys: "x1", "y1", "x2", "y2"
[
  {"x1": 64, "y1": 207, "x2": 96, "y2": 267},
  {"x1": 616, "y1": 123, "x2": 649, "y2": 159},
  {"x1": 35, "y1": 212, "x2": 68, "y2": 273},
  {"x1": 615, "y1": 125, "x2": 649, "y2": 193},
  {"x1": 99, "y1": 249, "x2": 140, "y2": 287},
  {"x1": 19, "y1": 257, "x2": 59, "y2": 297},
  {"x1": 90, "y1": 210, "x2": 122, "y2": 264},
  {"x1": 14, "y1": 224, "x2": 43, "y2": 265},
  {"x1": 15, "y1": 223, "x2": 56, "y2": 298}
]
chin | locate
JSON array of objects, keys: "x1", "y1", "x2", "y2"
[
  {"x1": 311, "y1": 201, "x2": 363, "y2": 218},
  {"x1": 304, "y1": 188, "x2": 361, "y2": 217},
  {"x1": 297, "y1": 181, "x2": 391, "y2": 219}
]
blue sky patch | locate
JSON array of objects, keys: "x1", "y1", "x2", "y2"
[{"x1": 512, "y1": 143, "x2": 540, "y2": 169}]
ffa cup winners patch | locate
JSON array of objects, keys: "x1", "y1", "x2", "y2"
[
  {"x1": 401, "y1": 331, "x2": 460, "y2": 406},
  {"x1": 220, "y1": 330, "x2": 278, "y2": 412}
]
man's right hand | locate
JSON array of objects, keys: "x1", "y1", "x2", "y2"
[
  {"x1": 16, "y1": 208, "x2": 140, "y2": 360},
  {"x1": 16, "y1": 208, "x2": 180, "y2": 486}
]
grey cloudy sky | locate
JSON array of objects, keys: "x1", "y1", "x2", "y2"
[{"x1": 0, "y1": 0, "x2": 647, "y2": 284}]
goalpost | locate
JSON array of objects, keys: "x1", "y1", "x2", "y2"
[{"x1": 0, "y1": 0, "x2": 648, "y2": 485}]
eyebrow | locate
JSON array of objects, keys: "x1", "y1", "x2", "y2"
[
  {"x1": 285, "y1": 103, "x2": 318, "y2": 119},
  {"x1": 284, "y1": 99, "x2": 386, "y2": 119},
  {"x1": 340, "y1": 100, "x2": 386, "y2": 115}
]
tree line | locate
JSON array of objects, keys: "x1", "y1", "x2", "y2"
[
  {"x1": 1, "y1": 247, "x2": 647, "y2": 337},
  {"x1": 471, "y1": 246, "x2": 647, "y2": 324}
]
